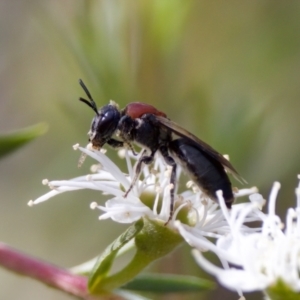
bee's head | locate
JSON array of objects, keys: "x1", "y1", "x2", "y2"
[{"x1": 78, "y1": 79, "x2": 120, "y2": 149}]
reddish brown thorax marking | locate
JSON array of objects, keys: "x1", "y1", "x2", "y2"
[{"x1": 124, "y1": 102, "x2": 167, "y2": 119}]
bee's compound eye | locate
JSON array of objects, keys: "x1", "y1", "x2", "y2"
[
  {"x1": 96, "y1": 108, "x2": 119, "y2": 132},
  {"x1": 90, "y1": 104, "x2": 121, "y2": 144}
]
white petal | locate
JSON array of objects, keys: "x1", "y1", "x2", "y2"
[
  {"x1": 99, "y1": 198, "x2": 154, "y2": 223},
  {"x1": 192, "y1": 250, "x2": 270, "y2": 292}
]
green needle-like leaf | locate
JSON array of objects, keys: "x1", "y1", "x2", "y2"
[
  {"x1": 0, "y1": 123, "x2": 48, "y2": 159},
  {"x1": 89, "y1": 219, "x2": 144, "y2": 292},
  {"x1": 122, "y1": 273, "x2": 214, "y2": 293}
]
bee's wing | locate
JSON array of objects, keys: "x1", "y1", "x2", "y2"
[{"x1": 156, "y1": 116, "x2": 246, "y2": 184}]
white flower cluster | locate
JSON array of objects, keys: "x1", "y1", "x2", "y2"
[
  {"x1": 29, "y1": 145, "x2": 300, "y2": 297},
  {"x1": 191, "y1": 180, "x2": 300, "y2": 296}
]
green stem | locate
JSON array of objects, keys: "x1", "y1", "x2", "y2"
[
  {"x1": 99, "y1": 251, "x2": 153, "y2": 292},
  {"x1": 90, "y1": 218, "x2": 183, "y2": 294}
]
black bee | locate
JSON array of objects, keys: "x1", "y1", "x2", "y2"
[{"x1": 79, "y1": 79, "x2": 245, "y2": 223}]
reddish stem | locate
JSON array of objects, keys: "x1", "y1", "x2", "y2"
[{"x1": 0, "y1": 242, "x2": 123, "y2": 300}]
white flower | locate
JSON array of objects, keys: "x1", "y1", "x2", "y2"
[
  {"x1": 29, "y1": 144, "x2": 258, "y2": 232},
  {"x1": 189, "y1": 179, "x2": 300, "y2": 295}
]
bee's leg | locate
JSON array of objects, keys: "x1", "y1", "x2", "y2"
[
  {"x1": 125, "y1": 141, "x2": 138, "y2": 156},
  {"x1": 124, "y1": 149, "x2": 155, "y2": 197},
  {"x1": 107, "y1": 138, "x2": 138, "y2": 155},
  {"x1": 107, "y1": 138, "x2": 125, "y2": 149},
  {"x1": 159, "y1": 145, "x2": 177, "y2": 225}
]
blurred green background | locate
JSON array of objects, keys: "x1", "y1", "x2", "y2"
[{"x1": 1, "y1": 1, "x2": 300, "y2": 299}]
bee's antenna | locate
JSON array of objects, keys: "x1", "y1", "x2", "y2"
[{"x1": 78, "y1": 79, "x2": 99, "y2": 115}]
